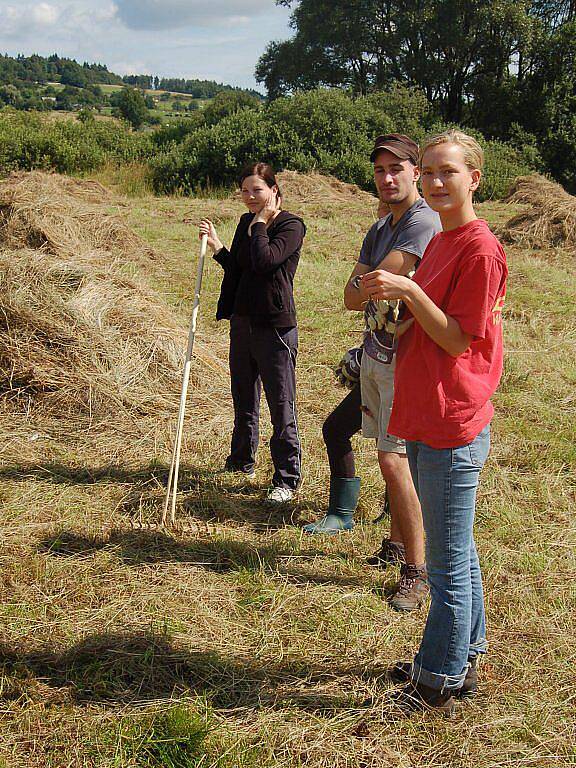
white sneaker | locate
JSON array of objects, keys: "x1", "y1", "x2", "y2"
[{"x1": 265, "y1": 486, "x2": 294, "y2": 503}]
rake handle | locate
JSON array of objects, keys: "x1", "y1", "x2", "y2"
[{"x1": 162, "y1": 233, "x2": 208, "y2": 526}]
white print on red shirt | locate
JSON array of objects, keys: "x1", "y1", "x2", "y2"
[{"x1": 492, "y1": 294, "x2": 506, "y2": 325}]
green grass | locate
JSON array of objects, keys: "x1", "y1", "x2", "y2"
[
  {"x1": 44, "y1": 81, "x2": 206, "y2": 120},
  {"x1": 0, "y1": 184, "x2": 574, "y2": 767}
]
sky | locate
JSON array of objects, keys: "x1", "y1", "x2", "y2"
[{"x1": 0, "y1": 0, "x2": 293, "y2": 90}]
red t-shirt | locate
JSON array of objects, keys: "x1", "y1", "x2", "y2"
[{"x1": 389, "y1": 219, "x2": 508, "y2": 448}]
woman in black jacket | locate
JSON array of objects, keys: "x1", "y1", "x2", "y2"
[{"x1": 199, "y1": 162, "x2": 306, "y2": 503}]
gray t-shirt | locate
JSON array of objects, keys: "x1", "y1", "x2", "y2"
[{"x1": 359, "y1": 198, "x2": 441, "y2": 364}]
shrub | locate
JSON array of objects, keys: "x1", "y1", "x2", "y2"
[
  {"x1": 0, "y1": 108, "x2": 153, "y2": 176},
  {"x1": 360, "y1": 84, "x2": 432, "y2": 140},
  {"x1": 481, "y1": 139, "x2": 537, "y2": 201},
  {"x1": 112, "y1": 87, "x2": 149, "y2": 129},
  {"x1": 152, "y1": 90, "x2": 379, "y2": 193},
  {"x1": 267, "y1": 90, "x2": 369, "y2": 154},
  {"x1": 152, "y1": 88, "x2": 473, "y2": 196},
  {"x1": 203, "y1": 91, "x2": 262, "y2": 126},
  {"x1": 0, "y1": 114, "x2": 104, "y2": 174},
  {"x1": 0, "y1": 88, "x2": 540, "y2": 200},
  {"x1": 151, "y1": 114, "x2": 206, "y2": 150},
  {"x1": 152, "y1": 109, "x2": 305, "y2": 194}
]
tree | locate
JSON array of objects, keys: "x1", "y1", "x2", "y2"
[
  {"x1": 256, "y1": 0, "x2": 533, "y2": 121},
  {"x1": 113, "y1": 87, "x2": 149, "y2": 128},
  {"x1": 0, "y1": 84, "x2": 20, "y2": 107},
  {"x1": 55, "y1": 85, "x2": 101, "y2": 111},
  {"x1": 77, "y1": 107, "x2": 95, "y2": 124},
  {"x1": 531, "y1": 0, "x2": 575, "y2": 27},
  {"x1": 59, "y1": 61, "x2": 88, "y2": 88},
  {"x1": 123, "y1": 74, "x2": 153, "y2": 89},
  {"x1": 516, "y1": 19, "x2": 576, "y2": 190},
  {"x1": 202, "y1": 91, "x2": 262, "y2": 125},
  {"x1": 255, "y1": 37, "x2": 348, "y2": 99}
]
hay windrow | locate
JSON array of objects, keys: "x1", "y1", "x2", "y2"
[
  {"x1": 0, "y1": 170, "x2": 154, "y2": 262},
  {"x1": 276, "y1": 170, "x2": 378, "y2": 219},
  {"x1": 499, "y1": 174, "x2": 576, "y2": 249},
  {"x1": 0, "y1": 171, "x2": 229, "y2": 464}
]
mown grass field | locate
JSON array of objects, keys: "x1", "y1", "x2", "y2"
[
  {"x1": 46, "y1": 81, "x2": 207, "y2": 118},
  {"x1": 0, "y1": 173, "x2": 574, "y2": 767}
]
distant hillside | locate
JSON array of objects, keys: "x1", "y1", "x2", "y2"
[
  {"x1": 123, "y1": 75, "x2": 261, "y2": 100},
  {"x1": 0, "y1": 53, "x2": 123, "y2": 88},
  {"x1": 0, "y1": 53, "x2": 261, "y2": 101}
]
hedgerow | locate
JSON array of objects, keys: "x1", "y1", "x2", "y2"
[
  {"x1": 0, "y1": 108, "x2": 153, "y2": 176},
  {"x1": 0, "y1": 87, "x2": 540, "y2": 200},
  {"x1": 151, "y1": 89, "x2": 538, "y2": 200}
]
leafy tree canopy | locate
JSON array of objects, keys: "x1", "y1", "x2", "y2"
[
  {"x1": 257, "y1": 0, "x2": 533, "y2": 122},
  {"x1": 112, "y1": 87, "x2": 149, "y2": 129}
]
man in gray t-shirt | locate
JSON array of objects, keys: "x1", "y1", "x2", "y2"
[
  {"x1": 359, "y1": 197, "x2": 440, "y2": 364},
  {"x1": 304, "y1": 133, "x2": 441, "y2": 613}
]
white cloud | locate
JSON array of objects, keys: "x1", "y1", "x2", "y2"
[
  {"x1": 0, "y1": 0, "x2": 291, "y2": 88},
  {"x1": 0, "y1": 1, "x2": 117, "y2": 37},
  {"x1": 0, "y1": 2, "x2": 60, "y2": 33},
  {"x1": 110, "y1": 60, "x2": 152, "y2": 76},
  {"x1": 227, "y1": 15, "x2": 251, "y2": 25},
  {"x1": 30, "y1": 2, "x2": 59, "y2": 24}
]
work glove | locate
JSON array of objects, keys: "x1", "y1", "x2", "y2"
[
  {"x1": 335, "y1": 346, "x2": 363, "y2": 388},
  {"x1": 365, "y1": 298, "x2": 401, "y2": 333}
]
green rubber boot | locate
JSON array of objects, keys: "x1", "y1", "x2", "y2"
[{"x1": 303, "y1": 476, "x2": 360, "y2": 534}]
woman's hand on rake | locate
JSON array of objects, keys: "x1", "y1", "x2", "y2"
[{"x1": 199, "y1": 218, "x2": 223, "y2": 253}]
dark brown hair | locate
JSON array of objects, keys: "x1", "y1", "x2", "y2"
[{"x1": 238, "y1": 162, "x2": 282, "y2": 201}]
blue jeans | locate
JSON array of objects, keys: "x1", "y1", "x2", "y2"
[{"x1": 406, "y1": 425, "x2": 490, "y2": 691}]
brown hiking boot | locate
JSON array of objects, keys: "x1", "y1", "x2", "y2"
[
  {"x1": 365, "y1": 538, "x2": 406, "y2": 569},
  {"x1": 391, "y1": 681, "x2": 456, "y2": 716},
  {"x1": 389, "y1": 563, "x2": 428, "y2": 612},
  {"x1": 388, "y1": 657, "x2": 478, "y2": 699}
]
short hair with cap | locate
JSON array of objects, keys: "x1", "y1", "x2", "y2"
[{"x1": 370, "y1": 134, "x2": 420, "y2": 165}]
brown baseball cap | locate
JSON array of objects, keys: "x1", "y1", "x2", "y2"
[{"x1": 370, "y1": 133, "x2": 419, "y2": 165}]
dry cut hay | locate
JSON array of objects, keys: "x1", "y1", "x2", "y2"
[
  {"x1": 0, "y1": 171, "x2": 154, "y2": 263},
  {"x1": 0, "y1": 171, "x2": 229, "y2": 465},
  {"x1": 500, "y1": 174, "x2": 576, "y2": 250},
  {"x1": 276, "y1": 170, "x2": 377, "y2": 218},
  {"x1": 177, "y1": 171, "x2": 378, "y2": 225}
]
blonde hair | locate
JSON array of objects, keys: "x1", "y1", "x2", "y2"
[{"x1": 420, "y1": 130, "x2": 484, "y2": 171}]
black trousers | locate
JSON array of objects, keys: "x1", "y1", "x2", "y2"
[
  {"x1": 228, "y1": 315, "x2": 301, "y2": 490},
  {"x1": 322, "y1": 384, "x2": 362, "y2": 478}
]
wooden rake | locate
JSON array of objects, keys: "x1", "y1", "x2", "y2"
[{"x1": 162, "y1": 233, "x2": 208, "y2": 526}]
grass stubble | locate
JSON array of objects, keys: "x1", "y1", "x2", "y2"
[{"x1": 0, "y1": 171, "x2": 574, "y2": 767}]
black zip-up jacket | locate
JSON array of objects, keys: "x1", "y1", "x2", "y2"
[{"x1": 214, "y1": 210, "x2": 306, "y2": 327}]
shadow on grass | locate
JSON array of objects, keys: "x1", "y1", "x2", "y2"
[
  {"x1": 0, "y1": 630, "x2": 384, "y2": 711},
  {"x1": 0, "y1": 461, "x2": 170, "y2": 486},
  {"x1": 0, "y1": 461, "x2": 324, "y2": 530},
  {"x1": 36, "y1": 529, "x2": 383, "y2": 591},
  {"x1": 38, "y1": 529, "x2": 291, "y2": 571}
]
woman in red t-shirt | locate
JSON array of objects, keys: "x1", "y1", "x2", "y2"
[{"x1": 362, "y1": 130, "x2": 508, "y2": 713}]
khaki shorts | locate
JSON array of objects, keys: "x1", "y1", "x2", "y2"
[{"x1": 360, "y1": 353, "x2": 406, "y2": 453}]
